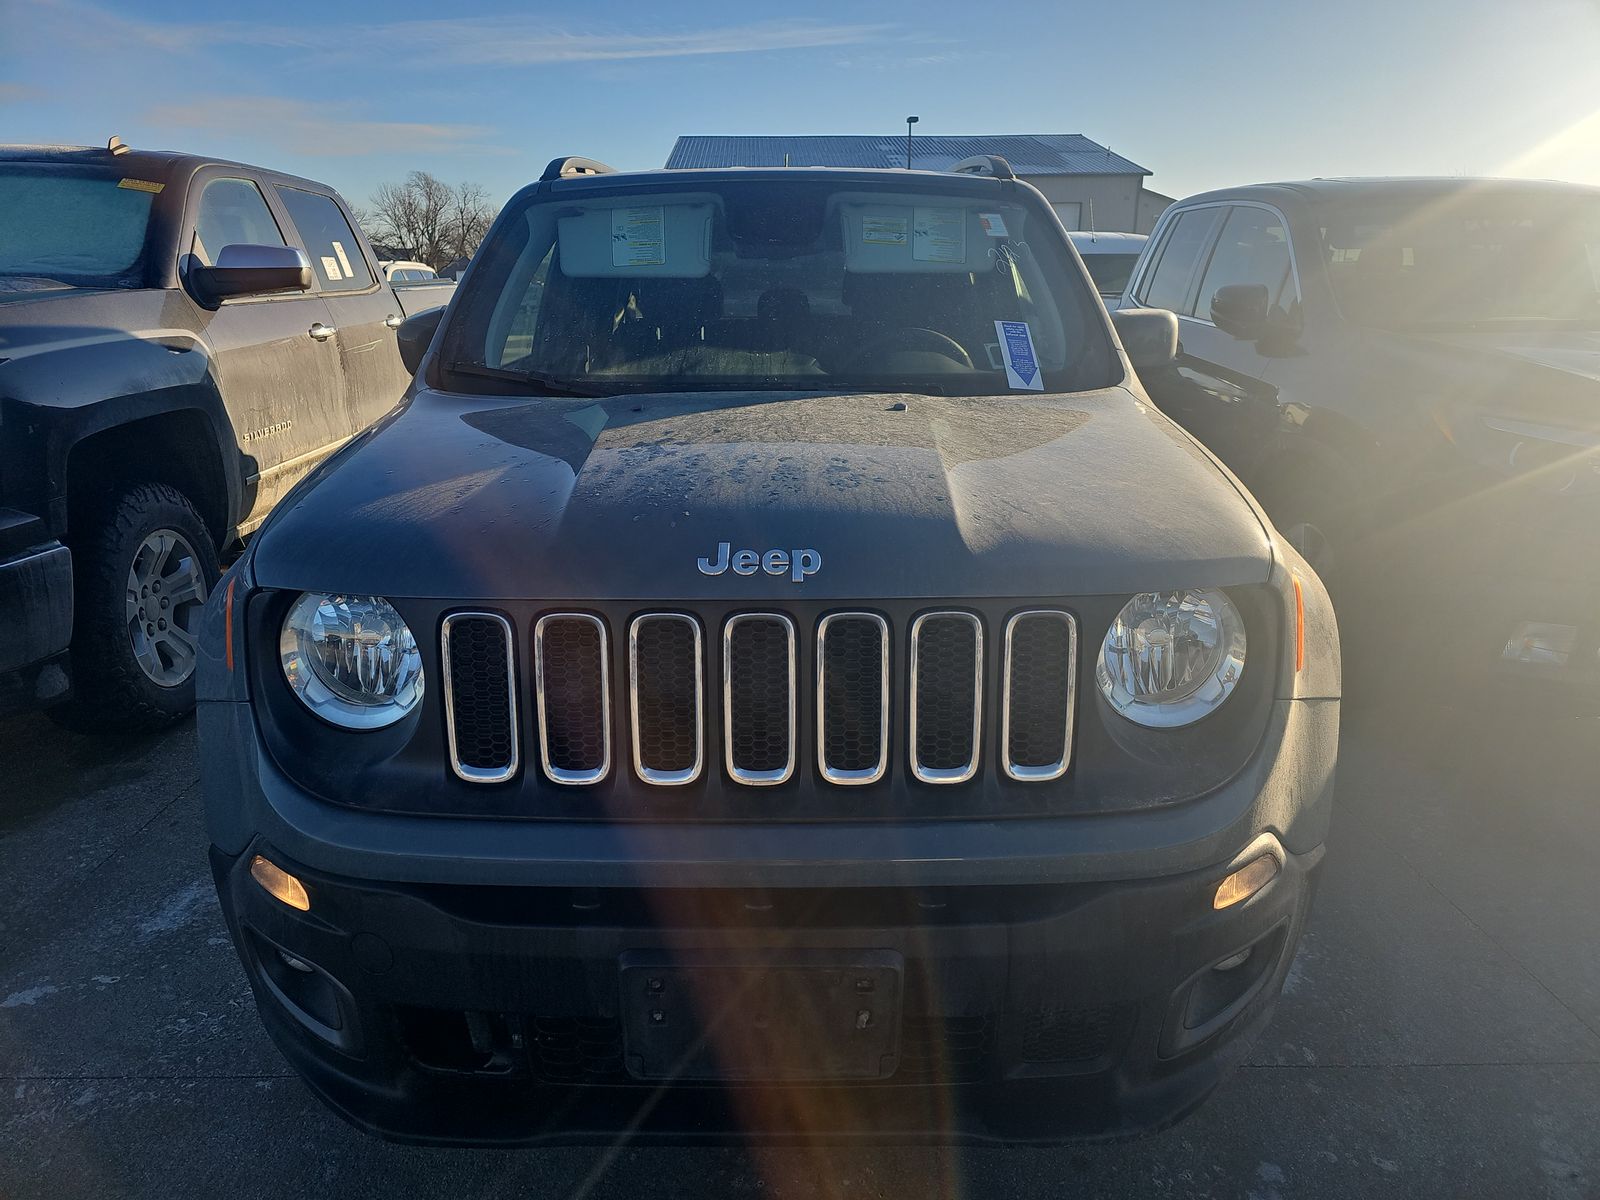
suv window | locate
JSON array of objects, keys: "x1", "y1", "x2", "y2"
[
  {"x1": 277, "y1": 186, "x2": 373, "y2": 292},
  {"x1": 191, "y1": 178, "x2": 285, "y2": 266},
  {"x1": 1138, "y1": 208, "x2": 1222, "y2": 313},
  {"x1": 1194, "y1": 206, "x2": 1297, "y2": 322},
  {"x1": 441, "y1": 177, "x2": 1118, "y2": 397}
]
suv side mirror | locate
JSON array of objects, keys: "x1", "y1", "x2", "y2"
[
  {"x1": 190, "y1": 244, "x2": 312, "y2": 305},
  {"x1": 397, "y1": 306, "x2": 446, "y2": 376},
  {"x1": 1111, "y1": 308, "x2": 1178, "y2": 372},
  {"x1": 1209, "y1": 283, "x2": 1271, "y2": 340}
]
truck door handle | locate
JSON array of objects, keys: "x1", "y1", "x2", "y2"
[
  {"x1": 384, "y1": 314, "x2": 403, "y2": 329},
  {"x1": 308, "y1": 323, "x2": 337, "y2": 341}
]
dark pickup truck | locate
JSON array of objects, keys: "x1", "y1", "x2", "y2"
[{"x1": 0, "y1": 141, "x2": 424, "y2": 729}]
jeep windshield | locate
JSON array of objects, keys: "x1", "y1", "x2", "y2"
[
  {"x1": 0, "y1": 163, "x2": 158, "y2": 288},
  {"x1": 1321, "y1": 188, "x2": 1600, "y2": 330},
  {"x1": 440, "y1": 176, "x2": 1119, "y2": 397}
]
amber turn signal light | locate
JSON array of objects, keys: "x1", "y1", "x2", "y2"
[
  {"x1": 1213, "y1": 854, "x2": 1279, "y2": 910},
  {"x1": 250, "y1": 855, "x2": 310, "y2": 912}
]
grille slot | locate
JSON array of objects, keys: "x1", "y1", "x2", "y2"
[
  {"x1": 816, "y1": 612, "x2": 890, "y2": 785},
  {"x1": 534, "y1": 613, "x2": 611, "y2": 785},
  {"x1": 723, "y1": 613, "x2": 797, "y2": 786},
  {"x1": 1017, "y1": 1006, "x2": 1117, "y2": 1064},
  {"x1": 441, "y1": 612, "x2": 519, "y2": 783},
  {"x1": 897, "y1": 1014, "x2": 995, "y2": 1084},
  {"x1": 629, "y1": 614, "x2": 705, "y2": 786},
  {"x1": 1002, "y1": 610, "x2": 1078, "y2": 782},
  {"x1": 909, "y1": 612, "x2": 983, "y2": 784}
]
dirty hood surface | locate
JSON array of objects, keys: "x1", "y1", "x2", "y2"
[{"x1": 253, "y1": 387, "x2": 1272, "y2": 601}]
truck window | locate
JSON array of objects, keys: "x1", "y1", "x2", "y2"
[
  {"x1": 1139, "y1": 208, "x2": 1222, "y2": 314},
  {"x1": 277, "y1": 187, "x2": 374, "y2": 292},
  {"x1": 0, "y1": 163, "x2": 157, "y2": 286},
  {"x1": 1194, "y1": 206, "x2": 1298, "y2": 322},
  {"x1": 191, "y1": 178, "x2": 285, "y2": 265}
]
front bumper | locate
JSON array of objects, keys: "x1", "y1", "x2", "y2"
[
  {"x1": 0, "y1": 538, "x2": 73, "y2": 711},
  {"x1": 201, "y1": 682, "x2": 1337, "y2": 1145},
  {"x1": 213, "y1": 835, "x2": 1321, "y2": 1146}
]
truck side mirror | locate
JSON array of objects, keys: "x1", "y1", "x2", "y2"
[
  {"x1": 1209, "y1": 283, "x2": 1271, "y2": 340},
  {"x1": 189, "y1": 244, "x2": 312, "y2": 305},
  {"x1": 397, "y1": 306, "x2": 446, "y2": 376},
  {"x1": 1111, "y1": 308, "x2": 1179, "y2": 372}
]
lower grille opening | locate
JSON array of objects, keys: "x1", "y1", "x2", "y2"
[
  {"x1": 397, "y1": 1007, "x2": 526, "y2": 1076},
  {"x1": 531, "y1": 1016, "x2": 626, "y2": 1084},
  {"x1": 1017, "y1": 1005, "x2": 1118, "y2": 1064},
  {"x1": 898, "y1": 1014, "x2": 995, "y2": 1084}
]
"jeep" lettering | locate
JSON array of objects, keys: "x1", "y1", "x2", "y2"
[{"x1": 696, "y1": 542, "x2": 821, "y2": 583}]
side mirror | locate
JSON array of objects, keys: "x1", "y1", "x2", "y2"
[
  {"x1": 1111, "y1": 307, "x2": 1178, "y2": 372},
  {"x1": 1209, "y1": 283, "x2": 1271, "y2": 340},
  {"x1": 190, "y1": 244, "x2": 311, "y2": 305},
  {"x1": 397, "y1": 306, "x2": 446, "y2": 376}
]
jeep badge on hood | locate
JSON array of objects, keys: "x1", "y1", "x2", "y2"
[{"x1": 697, "y1": 542, "x2": 822, "y2": 582}]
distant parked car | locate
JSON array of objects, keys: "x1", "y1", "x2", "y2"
[
  {"x1": 1125, "y1": 176, "x2": 1600, "y2": 688},
  {"x1": 380, "y1": 259, "x2": 438, "y2": 282},
  {"x1": 0, "y1": 140, "x2": 424, "y2": 728},
  {"x1": 1068, "y1": 231, "x2": 1146, "y2": 305}
]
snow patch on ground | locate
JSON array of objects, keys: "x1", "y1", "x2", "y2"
[
  {"x1": 1, "y1": 984, "x2": 59, "y2": 1008},
  {"x1": 136, "y1": 880, "x2": 212, "y2": 939}
]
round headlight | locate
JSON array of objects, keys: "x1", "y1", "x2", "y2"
[
  {"x1": 279, "y1": 593, "x2": 424, "y2": 730},
  {"x1": 1096, "y1": 589, "x2": 1246, "y2": 728}
]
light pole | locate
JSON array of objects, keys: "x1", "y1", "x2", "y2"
[{"x1": 905, "y1": 116, "x2": 919, "y2": 169}]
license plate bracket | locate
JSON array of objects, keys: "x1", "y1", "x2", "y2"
[{"x1": 619, "y1": 950, "x2": 903, "y2": 1082}]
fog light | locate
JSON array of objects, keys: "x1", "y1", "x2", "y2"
[
  {"x1": 250, "y1": 855, "x2": 310, "y2": 912},
  {"x1": 1213, "y1": 855, "x2": 1279, "y2": 910},
  {"x1": 1213, "y1": 948, "x2": 1253, "y2": 972},
  {"x1": 277, "y1": 951, "x2": 315, "y2": 974}
]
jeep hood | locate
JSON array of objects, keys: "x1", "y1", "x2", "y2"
[{"x1": 252, "y1": 387, "x2": 1272, "y2": 601}]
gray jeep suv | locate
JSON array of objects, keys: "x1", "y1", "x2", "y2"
[{"x1": 199, "y1": 155, "x2": 1339, "y2": 1145}]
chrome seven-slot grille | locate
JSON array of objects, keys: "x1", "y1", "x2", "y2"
[{"x1": 441, "y1": 609, "x2": 1077, "y2": 788}]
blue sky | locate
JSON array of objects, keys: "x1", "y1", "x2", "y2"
[{"x1": 4, "y1": 0, "x2": 1599, "y2": 211}]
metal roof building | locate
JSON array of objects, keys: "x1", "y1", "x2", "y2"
[{"x1": 665, "y1": 134, "x2": 1172, "y2": 234}]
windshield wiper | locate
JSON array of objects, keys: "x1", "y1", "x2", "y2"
[{"x1": 445, "y1": 361, "x2": 612, "y2": 397}]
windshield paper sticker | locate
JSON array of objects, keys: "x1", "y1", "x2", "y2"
[
  {"x1": 862, "y1": 215, "x2": 909, "y2": 246},
  {"x1": 978, "y1": 213, "x2": 1010, "y2": 238},
  {"x1": 994, "y1": 320, "x2": 1044, "y2": 390},
  {"x1": 320, "y1": 256, "x2": 342, "y2": 282},
  {"x1": 612, "y1": 206, "x2": 666, "y2": 267},
  {"x1": 913, "y1": 207, "x2": 965, "y2": 263},
  {"x1": 331, "y1": 240, "x2": 354, "y2": 278},
  {"x1": 117, "y1": 178, "x2": 164, "y2": 193}
]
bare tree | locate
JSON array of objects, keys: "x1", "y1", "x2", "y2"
[{"x1": 362, "y1": 171, "x2": 492, "y2": 269}]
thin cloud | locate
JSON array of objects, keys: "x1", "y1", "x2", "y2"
[
  {"x1": 144, "y1": 96, "x2": 503, "y2": 158},
  {"x1": 22, "y1": 1, "x2": 890, "y2": 67},
  {"x1": 0, "y1": 83, "x2": 45, "y2": 103}
]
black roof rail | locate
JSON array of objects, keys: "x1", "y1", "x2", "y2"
[
  {"x1": 949, "y1": 154, "x2": 1015, "y2": 181},
  {"x1": 540, "y1": 156, "x2": 618, "y2": 182}
]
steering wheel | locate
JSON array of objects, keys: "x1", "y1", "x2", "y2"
[{"x1": 845, "y1": 326, "x2": 975, "y2": 370}]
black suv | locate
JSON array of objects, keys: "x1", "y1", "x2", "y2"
[
  {"x1": 200, "y1": 155, "x2": 1339, "y2": 1144},
  {"x1": 1126, "y1": 177, "x2": 1600, "y2": 692},
  {"x1": 0, "y1": 142, "x2": 416, "y2": 727}
]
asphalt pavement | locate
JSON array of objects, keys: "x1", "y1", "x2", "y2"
[{"x1": 3, "y1": 676, "x2": 1599, "y2": 1198}]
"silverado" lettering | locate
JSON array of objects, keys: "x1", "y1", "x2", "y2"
[{"x1": 696, "y1": 542, "x2": 821, "y2": 583}]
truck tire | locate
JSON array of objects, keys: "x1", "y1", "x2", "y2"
[{"x1": 53, "y1": 483, "x2": 221, "y2": 733}]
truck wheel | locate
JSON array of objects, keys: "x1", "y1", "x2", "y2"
[{"x1": 53, "y1": 483, "x2": 221, "y2": 733}]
